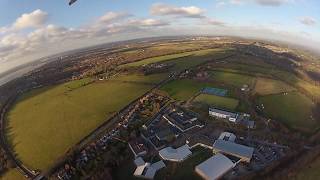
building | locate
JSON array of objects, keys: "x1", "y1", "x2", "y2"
[
  {"x1": 212, "y1": 139, "x2": 254, "y2": 163},
  {"x1": 163, "y1": 108, "x2": 203, "y2": 132},
  {"x1": 133, "y1": 157, "x2": 166, "y2": 179},
  {"x1": 159, "y1": 144, "x2": 192, "y2": 162},
  {"x1": 209, "y1": 107, "x2": 239, "y2": 122},
  {"x1": 128, "y1": 138, "x2": 148, "y2": 158},
  {"x1": 218, "y1": 132, "x2": 236, "y2": 142},
  {"x1": 195, "y1": 153, "x2": 235, "y2": 180}
]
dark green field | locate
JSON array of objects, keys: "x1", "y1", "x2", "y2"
[{"x1": 258, "y1": 92, "x2": 318, "y2": 133}]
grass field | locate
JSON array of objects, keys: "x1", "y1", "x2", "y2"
[
  {"x1": 254, "y1": 78, "x2": 296, "y2": 95},
  {"x1": 258, "y1": 92, "x2": 318, "y2": 133},
  {"x1": 160, "y1": 79, "x2": 218, "y2": 101},
  {"x1": 193, "y1": 94, "x2": 239, "y2": 110},
  {"x1": 210, "y1": 64, "x2": 320, "y2": 100},
  {"x1": 295, "y1": 156, "x2": 320, "y2": 180},
  {"x1": 123, "y1": 48, "x2": 232, "y2": 68},
  {"x1": 6, "y1": 75, "x2": 159, "y2": 170},
  {"x1": 111, "y1": 73, "x2": 168, "y2": 84},
  {"x1": 210, "y1": 71, "x2": 256, "y2": 88},
  {"x1": 0, "y1": 169, "x2": 26, "y2": 180}
]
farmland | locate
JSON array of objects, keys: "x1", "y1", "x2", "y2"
[
  {"x1": 258, "y1": 92, "x2": 318, "y2": 133},
  {"x1": 210, "y1": 71, "x2": 256, "y2": 88},
  {"x1": 254, "y1": 78, "x2": 296, "y2": 95},
  {"x1": 123, "y1": 48, "x2": 233, "y2": 68},
  {"x1": 5, "y1": 74, "x2": 163, "y2": 170}
]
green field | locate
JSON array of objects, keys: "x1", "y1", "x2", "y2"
[
  {"x1": 160, "y1": 79, "x2": 215, "y2": 101},
  {"x1": 6, "y1": 75, "x2": 160, "y2": 170},
  {"x1": 254, "y1": 78, "x2": 296, "y2": 95},
  {"x1": 123, "y1": 48, "x2": 231, "y2": 68},
  {"x1": 111, "y1": 73, "x2": 168, "y2": 84},
  {"x1": 258, "y1": 92, "x2": 318, "y2": 133},
  {"x1": 210, "y1": 71, "x2": 256, "y2": 88},
  {"x1": 193, "y1": 94, "x2": 239, "y2": 110},
  {"x1": 0, "y1": 169, "x2": 26, "y2": 180}
]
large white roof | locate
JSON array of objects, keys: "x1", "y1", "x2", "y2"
[
  {"x1": 195, "y1": 153, "x2": 235, "y2": 180},
  {"x1": 213, "y1": 139, "x2": 254, "y2": 160},
  {"x1": 159, "y1": 144, "x2": 192, "y2": 162}
]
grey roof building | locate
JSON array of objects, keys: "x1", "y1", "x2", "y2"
[{"x1": 213, "y1": 139, "x2": 254, "y2": 163}]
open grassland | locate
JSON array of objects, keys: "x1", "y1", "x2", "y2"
[
  {"x1": 6, "y1": 75, "x2": 158, "y2": 170},
  {"x1": 295, "y1": 156, "x2": 320, "y2": 180},
  {"x1": 123, "y1": 48, "x2": 233, "y2": 68},
  {"x1": 111, "y1": 73, "x2": 168, "y2": 84},
  {"x1": 210, "y1": 63, "x2": 320, "y2": 100},
  {"x1": 258, "y1": 92, "x2": 318, "y2": 133},
  {"x1": 193, "y1": 94, "x2": 239, "y2": 110},
  {"x1": 160, "y1": 79, "x2": 225, "y2": 101},
  {"x1": 210, "y1": 71, "x2": 256, "y2": 88},
  {"x1": 1, "y1": 169, "x2": 25, "y2": 180},
  {"x1": 254, "y1": 78, "x2": 296, "y2": 95}
]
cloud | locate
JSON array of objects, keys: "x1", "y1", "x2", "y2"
[
  {"x1": 151, "y1": 3, "x2": 205, "y2": 18},
  {"x1": 129, "y1": 19, "x2": 169, "y2": 27},
  {"x1": 299, "y1": 16, "x2": 317, "y2": 26},
  {"x1": 97, "y1": 12, "x2": 131, "y2": 24},
  {"x1": 217, "y1": 0, "x2": 291, "y2": 7},
  {"x1": 0, "y1": 10, "x2": 171, "y2": 66},
  {"x1": 13, "y1": 9, "x2": 48, "y2": 29},
  {"x1": 206, "y1": 18, "x2": 226, "y2": 26},
  {"x1": 255, "y1": 0, "x2": 289, "y2": 6}
]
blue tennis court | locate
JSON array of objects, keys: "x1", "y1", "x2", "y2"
[{"x1": 201, "y1": 87, "x2": 228, "y2": 97}]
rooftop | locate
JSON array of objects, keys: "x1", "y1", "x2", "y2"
[
  {"x1": 195, "y1": 153, "x2": 235, "y2": 180},
  {"x1": 213, "y1": 139, "x2": 254, "y2": 161},
  {"x1": 209, "y1": 107, "x2": 238, "y2": 119},
  {"x1": 159, "y1": 144, "x2": 192, "y2": 162}
]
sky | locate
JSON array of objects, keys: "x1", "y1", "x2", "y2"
[{"x1": 0, "y1": 0, "x2": 319, "y2": 74}]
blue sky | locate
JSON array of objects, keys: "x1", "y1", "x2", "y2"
[{"x1": 0, "y1": 0, "x2": 319, "y2": 73}]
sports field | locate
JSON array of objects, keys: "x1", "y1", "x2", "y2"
[
  {"x1": 254, "y1": 78, "x2": 296, "y2": 95},
  {"x1": 6, "y1": 75, "x2": 159, "y2": 170},
  {"x1": 160, "y1": 79, "x2": 214, "y2": 101},
  {"x1": 193, "y1": 94, "x2": 239, "y2": 110},
  {"x1": 258, "y1": 92, "x2": 318, "y2": 133},
  {"x1": 210, "y1": 71, "x2": 256, "y2": 88}
]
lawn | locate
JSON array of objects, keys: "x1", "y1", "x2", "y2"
[
  {"x1": 0, "y1": 169, "x2": 26, "y2": 180},
  {"x1": 210, "y1": 71, "x2": 256, "y2": 88},
  {"x1": 160, "y1": 79, "x2": 216, "y2": 101},
  {"x1": 258, "y1": 92, "x2": 318, "y2": 133},
  {"x1": 193, "y1": 94, "x2": 239, "y2": 110},
  {"x1": 254, "y1": 78, "x2": 296, "y2": 95},
  {"x1": 6, "y1": 76, "x2": 157, "y2": 170}
]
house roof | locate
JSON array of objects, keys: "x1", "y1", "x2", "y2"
[
  {"x1": 195, "y1": 153, "x2": 235, "y2": 180},
  {"x1": 213, "y1": 139, "x2": 254, "y2": 160},
  {"x1": 209, "y1": 107, "x2": 238, "y2": 118},
  {"x1": 159, "y1": 144, "x2": 192, "y2": 162}
]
